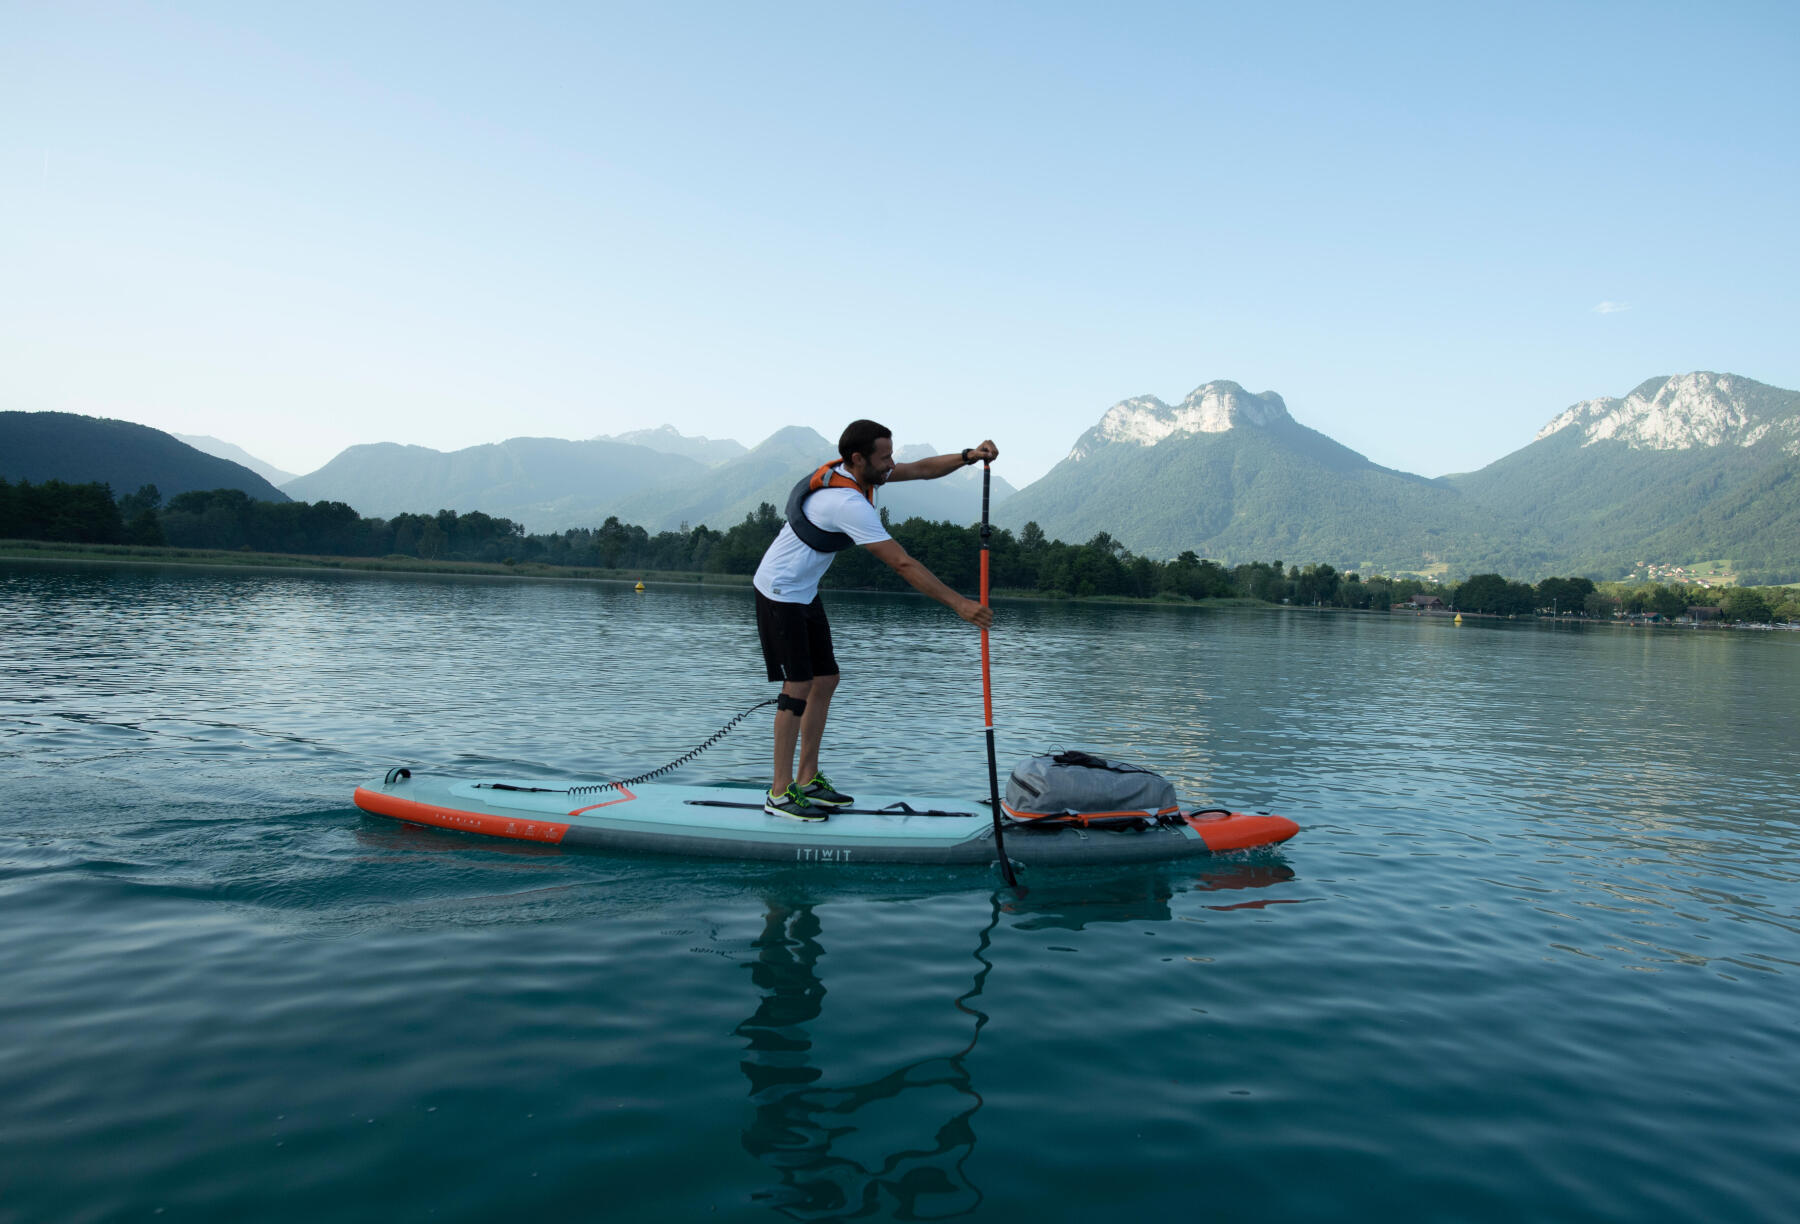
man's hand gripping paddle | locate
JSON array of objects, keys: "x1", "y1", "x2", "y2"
[{"x1": 980, "y1": 460, "x2": 1021, "y2": 889}]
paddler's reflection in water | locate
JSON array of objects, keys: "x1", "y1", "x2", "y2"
[
  {"x1": 733, "y1": 859, "x2": 1295, "y2": 1219},
  {"x1": 736, "y1": 898, "x2": 992, "y2": 1221}
]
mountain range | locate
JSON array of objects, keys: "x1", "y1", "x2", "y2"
[
  {"x1": 280, "y1": 427, "x2": 1015, "y2": 532},
  {"x1": 1444, "y1": 373, "x2": 1800, "y2": 577},
  {"x1": 995, "y1": 372, "x2": 1798, "y2": 580},
  {"x1": 6, "y1": 371, "x2": 1795, "y2": 581},
  {"x1": 281, "y1": 437, "x2": 706, "y2": 527}
]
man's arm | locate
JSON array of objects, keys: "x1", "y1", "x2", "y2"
[
  {"x1": 863, "y1": 538, "x2": 994, "y2": 628},
  {"x1": 888, "y1": 440, "x2": 999, "y2": 483}
]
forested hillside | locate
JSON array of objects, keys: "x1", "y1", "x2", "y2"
[
  {"x1": 997, "y1": 407, "x2": 1555, "y2": 575},
  {"x1": 0, "y1": 412, "x2": 290, "y2": 502}
]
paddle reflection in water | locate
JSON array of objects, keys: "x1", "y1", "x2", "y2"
[
  {"x1": 737, "y1": 896, "x2": 996, "y2": 1220},
  {"x1": 734, "y1": 857, "x2": 1295, "y2": 1219}
]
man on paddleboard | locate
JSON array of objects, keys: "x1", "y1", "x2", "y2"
[{"x1": 754, "y1": 420, "x2": 997, "y2": 820}]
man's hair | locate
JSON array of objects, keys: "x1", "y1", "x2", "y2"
[{"x1": 838, "y1": 419, "x2": 892, "y2": 466}]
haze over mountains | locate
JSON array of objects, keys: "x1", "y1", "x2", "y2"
[
  {"x1": 595, "y1": 425, "x2": 746, "y2": 467},
  {"x1": 601, "y1": 429, "x2": 1014, "y2": 533},
  {"x1": 175, "y1": 435, "x2": 298, "y2": 487},
  {"x1": 281, "y1": 427, "x2": 1015, "y2": 532},
  {"x1": 282, "y1": 437, "x2": 706, "y2": 529},
  {"x1": 6, "y1": 371, "x2": 1796, "y2": 581}
]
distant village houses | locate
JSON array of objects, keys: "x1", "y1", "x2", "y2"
[{"x1": 1629, "y1": 561, "x2": 1717, "y2": 588}]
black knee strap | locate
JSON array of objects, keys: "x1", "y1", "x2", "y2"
[{"x1": 777, "y1": 692, "x2": 808, "y2": 717}]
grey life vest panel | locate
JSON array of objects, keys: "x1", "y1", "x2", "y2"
[
  {"x1": 785, "y1": 468, "x2": 859, "y2": 553},
  {"x1": 1004, "y1": 751, "x2": 1179, "y2": 818}
]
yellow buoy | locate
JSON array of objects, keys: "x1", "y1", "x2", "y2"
[
  {"x1": 634, "y1": 581, "x2": 645, "y2": 592},
  {"x1": 1453, "y1": 612, "x2": 1462, "y2": 624}
]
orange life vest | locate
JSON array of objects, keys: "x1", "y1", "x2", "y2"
[{"x1": 785, "y1": 461, "x2": 874, "y2": 553}]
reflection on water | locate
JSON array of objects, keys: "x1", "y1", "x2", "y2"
[
  {"x1": 738, "y1": 898, "x2": 993, "y2": 1220},
  {"x1": 1004, "y1": 860, "x2": 1299, "y2": 929},
  {"x1": 735, "y1": 858, "x2": 1298, "y2": 1220}
]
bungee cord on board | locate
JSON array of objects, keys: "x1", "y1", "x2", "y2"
[
  {"x1": 566, "y1": 698, "x2": 780, "y2": 796},
  {"x1": 431, "y1": 699, "x2": 784, "y2": 798}
]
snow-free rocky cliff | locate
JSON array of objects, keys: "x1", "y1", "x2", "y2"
[
  {"x1": 1533, "y1": 372, "x2": 1800, "y2": 456},
  {"x1": 1069, "y1": 382, "x2": 1290, "y2": 460}
]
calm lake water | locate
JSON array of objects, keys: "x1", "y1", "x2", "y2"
[{"x1": 3, "y1": 559, "x2": 1797, "y2": 1223}]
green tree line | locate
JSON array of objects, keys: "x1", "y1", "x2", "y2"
[{"x1": 4, "y1": 477, "x2": 1796, "y2": 621}]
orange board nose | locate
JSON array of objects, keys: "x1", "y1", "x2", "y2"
[
  {"x1": 1183, "y1": 811, "x2": 1300, "y2": 852},
  {"x1": 353, "y1": 786, "x2": 571, "y2": 843}
]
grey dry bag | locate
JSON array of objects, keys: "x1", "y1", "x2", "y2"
[{"x1": 1002, "y1": 750, "x2": 1179, "y2": 826}]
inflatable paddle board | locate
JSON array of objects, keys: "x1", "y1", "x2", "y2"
[{"x1": 352, "y1": 771, "x2": 1299, "y2": 866}]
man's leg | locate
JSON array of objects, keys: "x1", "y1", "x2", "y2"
[
  {"x1": 772, "y1": 677, "x2": 813, "y2": 795},
  {"x1": 793, "y1": 672, "x2": 838, "y2": 786},
  {"x1": 759, "y1": 588, "x2": 816, "y2": 797}
]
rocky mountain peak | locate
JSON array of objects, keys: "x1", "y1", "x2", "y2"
[
  {"x1": 1070, "y1": 381, "x2": 1290, "y2": 460},
  {"x1": 1533, "y1": 372, "x2": 1800, "y2": 455}
]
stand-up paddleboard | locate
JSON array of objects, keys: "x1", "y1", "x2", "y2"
[{"x1": 352, "y1": 771, "x2": 1298, "y2": 866}]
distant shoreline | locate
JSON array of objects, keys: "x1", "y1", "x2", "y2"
[
  {"x1": 0, "y1": 539, "x2": 1264, "y2": 606},
  {"x1": 0, "y1": 539, "x2": 747, "y2": 589},
  {"x1": 3, "y1": 540, "x2": 1788, "y2": 628}
]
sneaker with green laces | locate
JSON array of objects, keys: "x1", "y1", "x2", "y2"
[
  {"x1": 765, "y1": 783, "x2": 827, "y2": 821},
  {"x1": 799, "y1": 772, "x2": 854, "y2": 808}
]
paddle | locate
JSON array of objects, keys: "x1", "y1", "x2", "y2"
[{"x1": 979, "y1": 459, "x2": 1020, "y2": 888}]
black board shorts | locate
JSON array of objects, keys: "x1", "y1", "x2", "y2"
[{"x1": 755, "y1": 590, "x2": 839, "y2": 683}]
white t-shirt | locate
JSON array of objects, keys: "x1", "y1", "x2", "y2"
[{"x1": 753, "y1": 485, "x2": 891, "y2": 604}]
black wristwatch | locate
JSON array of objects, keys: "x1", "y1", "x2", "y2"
[{"x1": 961, "y1": 448, "x2": 976, "y2": 465}]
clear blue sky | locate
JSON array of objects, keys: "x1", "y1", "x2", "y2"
[{"x1": 5, "y1": 1, "x2": 1796, "y2": 486}]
